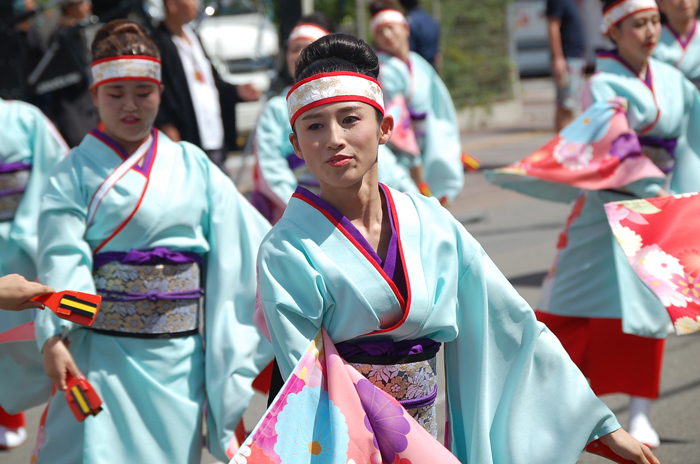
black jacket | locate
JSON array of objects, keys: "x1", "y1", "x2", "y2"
[{"x1": 151, "y1": 22, "x2": 241, "y2": 150}]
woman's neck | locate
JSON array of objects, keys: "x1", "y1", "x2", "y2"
[
  {"x1": 103, "y1": 128, "x2": 149, "y2": 156},
  {"x1": 669, "y1": 17, "x2": 696, "y2": 40},
  {"x1": 617, "y1": 48, "x2": 648, "y2": 79},
  {"x1": 319, "y1": 170, "x2": 384, "y2": 242}
]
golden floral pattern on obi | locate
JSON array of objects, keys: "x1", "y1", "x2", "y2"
[
  {"x1": 349, "y1": 356, "x2": 438, "y2": 438},
  {"x1": 92, "y1": 261, "x2": 201, "y2": 335},
  {"x1": 0, "y1": 169, "x2": 29, "y2": 222}
]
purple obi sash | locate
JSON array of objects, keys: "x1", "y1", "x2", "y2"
[
  {"x1": 91, "y1": 248, "x2": 203, "y2": 338},
  {"x1": 338, "y1": 338, "x2": 441, "y2": 414},
  {"x1": 639, "y1": 136, "x2": 677, "y2": 174},
  {"x1": 0, "y1": 162, "x2": 32, "y2": 221}
]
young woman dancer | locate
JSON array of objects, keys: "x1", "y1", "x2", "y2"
[
  {"x1": 252, "y1": 13, "x2": 416, "y2": 223},
  {"x1": 253, "y1": 33, "x2": 659, "y2": 464},
  {"x1": 531, "y1": 0, "x2": 700, "y2": 449},
  {"x1": 369, "y1": 0, "x2": 463, "y2": 204},
  {"x1": 0, "y1": 98, "x2": 67, "y2": 449},
  {"x1": 34, "y1": 20, "x2": 273, "y2": 463},
  {"x1": 654, "y1": 0, "x2": 700, "y2": 87}
]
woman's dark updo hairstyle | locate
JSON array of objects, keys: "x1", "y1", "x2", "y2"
[
  {"x1": 601, "y1": 0, "x2": 618, "y2": 12},
  {"x1": 296, "y1": 12, "x2": 336, "y2": 35},
  {"x1": 91, "y1": 20, "x2": 160, "y2": 62},
  {"x1": 370, "y1": 0, "x2": 402, "y2": 16},
  {"x1": 294, "y1": 33, "x2": 380, "y2": 83}
]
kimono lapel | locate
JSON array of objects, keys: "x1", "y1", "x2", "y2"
[{"x1": 597, "y1": 52, "x2": 661, "y2": 135}]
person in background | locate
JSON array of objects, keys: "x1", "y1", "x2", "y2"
[
  {"x1": 251, "y1": 13, "x2": 417, "y2": 224},
  {"x1": 16, "y1": 0, "x2": 48, "y2": 109},
  {"x1": 654, "y1": 0, "x2": 700, "y2": 87},
  {"x1": 546, "y1": 0, "x2": 586, "y2": 131},
  {"x1": 152, "y1": 0, "x2": 260, "y2": 171},
  {"x1": 0, "y1": 274, "x2": 54, "y2": 313},
  {"x1": 47, "y1": 0, "x2": 99, "y2": 147},
  {"x1": 398, "y1": 0, "x2": 440, "y2": 69},
  {"x1": 0, "y1": 97, "x2": 67, "y2": 450}
]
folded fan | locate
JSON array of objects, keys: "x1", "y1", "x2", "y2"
[{"x1": 32, "y1": 291, "x2": 101, "y2": 326}]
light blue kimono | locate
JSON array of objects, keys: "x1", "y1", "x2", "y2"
[
  {"x1": 539, "y1": 54, "x2": 700, "y2": 338},
  {"x1": 256, "y1": 184, "x2": 621, "y2": 464},
  {"x1": 253, "y1": 88, "x2": 418, "y2": 221},
  {"x1": 377, "y1": 51, "x2": 464, "y2": 202},
  {"x1": 0, "y1": 98, "x2": 67, "y2": 413},
  {"x1": 34, "y1": 130, "x2": 274, "y2": 464},
  {"x1": 654, "y1": 21, "x2": 700, "y2": 87}
]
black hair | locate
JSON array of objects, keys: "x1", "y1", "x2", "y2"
[
  {"x1": 601, "y1": 0, "x2": 617, "y2": 12},
  {"x1": 295, "y1": 33, "x2": 379, "y2": 82},
  {"x1": 399, "y1": 0, "x2": 419, "y2": 10},
  {"x1": 369, "y1": 0, "x2": 402, "y2": 17},
  {"x1": 92, "y1": 19, "x2": 160, "y2": 61},
  {"x1": 292, "y1": 33, "x2": 383, "y2": 129},
  {"x1": 296, "y1": 12, "x2": 336, "y2": 34}
]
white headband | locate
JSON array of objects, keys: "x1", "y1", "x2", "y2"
[
  {"x1": 287, "y1": 71, "x2": 385, "y2": 127},
  {"x1": 288, "y1": 23, "x2": 330, "y2": 43},
  {"x1": 600, "y1": 0, "x2": 658, "y2": 34},
  {"x1": 91, "y1": 55, "x2": 162, "y2": 88},
  {"x1": 370, "y1": 9, "x2": 408, "y2": 34}
]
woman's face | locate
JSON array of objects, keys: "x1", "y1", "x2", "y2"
[
  {"x1": 290, "y1": 101, "x2": 393, "y2": 190},
  {"x1": 657, "y1": 0, "x2": 699, "y2": 25},
  {"x1": 90, "y1": 80, "x2": 162, "y2": 148},
  {"x1": 286, "y1": 39, "x2": 314, "y2": 79},
  {"x1": 373, "y1": 22, "x2": 410, "y2": 56},
  {"x1": 610, "y1": 10, "x2": 661, "y2": 60}
]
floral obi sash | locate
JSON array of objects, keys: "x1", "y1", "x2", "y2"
[
  {"x1": 639, "y1": 136, "x2": 677, "y2": 174},
  {"x1": 337, "y1": 338, "x2": 441, "y2": 438},
  {"x1": 0, "y1": 162, "x2": 31, "y2": 222},
  {"x1": 90, "y1": 248, "x2": 203, "y2": 338},
  {"x1": 286, "y1": 152, "x2": 320, "y2": 193}
]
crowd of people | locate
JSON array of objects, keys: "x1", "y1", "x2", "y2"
[{"x1": 1, "y1": 0, "x2": 699, "y2": 463}]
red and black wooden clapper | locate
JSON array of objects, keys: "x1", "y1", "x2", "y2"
[
  {"x1": 32, "y1": 291, "x2": 101, "y2": 326},
  {"x1": 65, "y1": 374, "x2": 102, "y2": 421}
]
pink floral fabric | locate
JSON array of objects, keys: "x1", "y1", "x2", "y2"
[
  {"x1": 230, "y1": 329, "x2": 458, "y2": 464},
  {"x1": 604, "y1": 193, "x2": 700, "y2": 334}
]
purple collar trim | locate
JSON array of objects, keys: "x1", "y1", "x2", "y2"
[
  {"x1": 597, "y1": 50, "x2": 653, "y2": 90},
  {"x1": 0, "y1": 161, "x2": 32, "y2": 174},
  {"x1": 294, "y1": 185, "x2": 399, "y2": 279},
  {"x1": 93, "y1": 247, "x2": 203, "y2": 270},
  {"x1": 90, "y1": 128, "x2": 157, "y2": 175},
  {"x1": 667, "y1": 20, "x2": 697, "y2": 49}
]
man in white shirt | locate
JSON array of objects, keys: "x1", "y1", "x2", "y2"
[{"x1": 153, "y1": 0, "x2": 260, "y2": 170}]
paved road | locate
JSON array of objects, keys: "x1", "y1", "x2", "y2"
[{"x1": 4, "y1": 79, "x2": 699, "y2": 464}]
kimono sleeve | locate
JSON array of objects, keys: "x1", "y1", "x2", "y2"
[
  {"x1": 377, "y1": 145, "x2": 419, "y2": 193},
  {"x1": 672, "y1": 79, "x2": 700, "y2": 193},
  {"x1": 200, "y1": 156, "x2": 275, "y2": 461},
  {"x1": 35, "y1": 152, "x2": 93, "y2": 350},
  {"x1": 445, "y1": 237, "x2": 620, "y2": 463},
  {"x1": 255, "y1": 98, "x2": 298, "y2": 204},
  {"x1": 10, "y1": 107, "x2": 68, "y2": 266},
  {"x1": 256, "y1": 227, "x2": 332, "y2": 379}
]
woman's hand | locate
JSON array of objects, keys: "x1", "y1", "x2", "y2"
[
  {"x1": 0, "y1": 274, "x2": 54, "y2": 311},
  {"x1": 43, "y1": 335, "x2": 82, "y2": 391},
  {"x1": 600, "y1": 429, "x2": 660, "y2": 464}
]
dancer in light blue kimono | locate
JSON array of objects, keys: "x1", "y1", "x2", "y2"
[
  {"x1": 654, "y1": 0, "x2": 700, "y2": 87},
  {"x1": 497, "y1": 0, "x2": 700, "y2": 449},
  {"x1": 34, "y1": 21, "x2": 273, "y2": 464},
  {"x1": 369, "y1": 2, "x2": 464, "y2": 204},
  {"x1": 0, "y1": 98, "x2": 67, "y2": 449},
  {"x1": 252, "y1": 33, "x2": 659, "y2": 464},
  {"x1": 252, "y1": 14, "x2": 416, "y2": 223}
]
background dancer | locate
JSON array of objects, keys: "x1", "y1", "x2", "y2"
[
  {"x1": 251, "y1": 13, "x2": 417, "y2": 224},
  {"x1": 523, "y1": 0, "x2": 700, "y2": 449},
  {"x1": 0, "y1": 97, "x2": 67, "y2": 450},
  {"x1": 254, "y1": 33, "x2": 658, "y2": 464},
  {"x1": 34, "y1": 20, "x2": 273, "y2": 464},
  {"x1": 369, "y1": 0, "x2": 463, "y2": 205},
  {"x1": 654, "y1": 0, "x2": 700, "y2": 87}
]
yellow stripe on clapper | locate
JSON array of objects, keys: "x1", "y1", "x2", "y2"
[
  {"x1": 59, "y1": 297, "x2": 97, "y2": 318},
  {"x1": 70, "y1": 385, "x2": 91, "y2": 414}
]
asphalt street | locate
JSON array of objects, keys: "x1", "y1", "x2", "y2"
[{"x1": 3, "y1": 79, "x2": 699, "y2": 464}]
